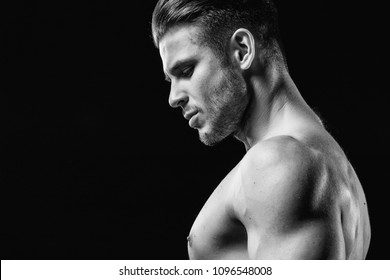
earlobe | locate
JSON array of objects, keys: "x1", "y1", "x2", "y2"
[{"x1": 230, "y1": 28, "x2": 255, "y2": 70}]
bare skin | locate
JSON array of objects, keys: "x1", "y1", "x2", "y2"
[{"x1": 159, "y1": 24, "x2": 371, "y2": 259}]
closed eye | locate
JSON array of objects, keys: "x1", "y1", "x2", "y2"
[
  {"x1": 179, "y1": 66, "x2": 194, "y2": 79},
  {"x1": 164, "y1": 58, "x2": 196, "y2": 82}
]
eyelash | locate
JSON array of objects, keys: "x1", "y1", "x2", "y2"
[
  {"x1": 164, "y1": 65, "x2": 194, "y2": 83},
  {"x1": 180, "y1": 66, "x2": 194, "y2": 78}
]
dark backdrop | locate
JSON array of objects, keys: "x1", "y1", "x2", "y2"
[{"x1": 2, "y1": 0, "x2": 388, "y2": 259}]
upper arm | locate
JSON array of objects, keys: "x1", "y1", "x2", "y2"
[{"x1": 233, "y1": 137, "x2": 344, "y2": 259}]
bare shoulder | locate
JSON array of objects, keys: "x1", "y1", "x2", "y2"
[
  {"x1": 241, "y1": 135, "x2": 317, "y2": 173},
  {"x1": 233, "y1": 135, "x2": 330, "y2": 222},
  {"x1": 231, "y1": 135, "x2": 354, "y2": 259},
  {"x1": 239, "y1": 135, "x2": 323, "y2": 192},
  {"x1": 231, "y1": 135, "x2": 370, "y2": 259}
]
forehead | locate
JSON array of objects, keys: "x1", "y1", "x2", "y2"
[{"x1": 159, "y1": 25, "x2": 207, "y2": 70}]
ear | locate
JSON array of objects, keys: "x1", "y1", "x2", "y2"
[{"x1": 229, "y1": 28, "x2": 255, "y2": 70}]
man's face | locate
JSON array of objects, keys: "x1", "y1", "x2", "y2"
[{"x1": 159, "y1": 24, "x2": 248, "y2": 146}]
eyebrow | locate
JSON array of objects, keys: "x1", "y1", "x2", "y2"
[{"x1": 164, "y1": 58, "x2": 196, "y2": 82}]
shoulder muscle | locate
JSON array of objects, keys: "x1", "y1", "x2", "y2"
[
  {"x1": 234, "y1": 136, "x2": 324, "y2": 230},
  {"x1": 233, "y1": 136, "x2": 341, "y2": 259}
]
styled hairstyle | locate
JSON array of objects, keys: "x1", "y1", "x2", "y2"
[{"x1": 152, "y1": 0, "x2": 286, "y2": 65}]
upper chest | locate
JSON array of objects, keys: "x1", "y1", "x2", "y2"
[{"x1": 187, "y1": 165, "x2": 248, "y2": 259}]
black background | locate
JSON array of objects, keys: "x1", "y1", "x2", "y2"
[{"x1": 2, "y1": 1, "x2": 388, "y2": 259}]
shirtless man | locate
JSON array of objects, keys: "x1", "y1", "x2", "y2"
[{"x1": 152, "y1": 0, "x2": 371, "y2": 259}]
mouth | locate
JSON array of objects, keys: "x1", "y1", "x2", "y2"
[
  {"x1": 183, "y1": 111, "x2": 199, "y2": 128},
  {"x1": 188, "y1": 113, "x2": 199, "y2": 128},
  {"x1": 183, "y1": 110, "x2": 197, "y2": 121}
]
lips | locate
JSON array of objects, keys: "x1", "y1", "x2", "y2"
[
  {"x1": 182, "y1": 110, "x2": 199, "y2": 128},
  {"x1": 188, "y1": 113, "x2": 198, "y2": 128},
  {"x1": 183, "y1": 110, "x2": 197, "y2": 120}
]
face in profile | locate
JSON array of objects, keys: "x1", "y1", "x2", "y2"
[{"x1": 159, "y1": 24, "x2": 249, "y2": 146}]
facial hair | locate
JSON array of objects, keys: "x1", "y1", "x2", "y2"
[{"x1": 199, "y1": 66, "x2": 248, "y2": 146}]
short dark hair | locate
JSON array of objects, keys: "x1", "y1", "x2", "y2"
[{"x1": 152, "y1": 0, "x2": 286, "y2": 65}]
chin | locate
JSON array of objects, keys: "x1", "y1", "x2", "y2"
[
  {"x1": 199, "y1": 134, "x2": 218, "y2": 146},
  {"x1": 198, "y1": 125, "x2": 230, "y2": 146}
]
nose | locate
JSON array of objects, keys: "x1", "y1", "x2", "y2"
[{"x1": 168, "y1": 82, "x2": 188, "y2": 108}]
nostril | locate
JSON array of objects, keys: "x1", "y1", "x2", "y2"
[
  {"x1": 177, "y1": 98, "x2": 187, "y2": 108},
  {"x1": 169, "y1": 95, "x2": 188, "y2": 109}
]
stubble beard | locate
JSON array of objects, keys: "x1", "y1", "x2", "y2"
[{"x1": 199, "y1": 67, "x2": 248, "y2": 146}]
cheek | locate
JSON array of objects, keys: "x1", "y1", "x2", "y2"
[
  {"x1": 196, "y1": 67, "x2": 225, "y2": 101},
  {"x1": 188, "y1": 73, "x2": 211, "y2": 105}
]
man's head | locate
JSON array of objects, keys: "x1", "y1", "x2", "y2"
[
  {"x1": 152, "y1": 0, "x2": 284, "y2": 65},
  {"x1": 152, "y1": 0, "x2": 286, "y2": 146}
]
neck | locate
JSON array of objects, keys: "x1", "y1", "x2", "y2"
[{"x1": 234, "y1": 63, "x2": 322, "y2": 151}]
